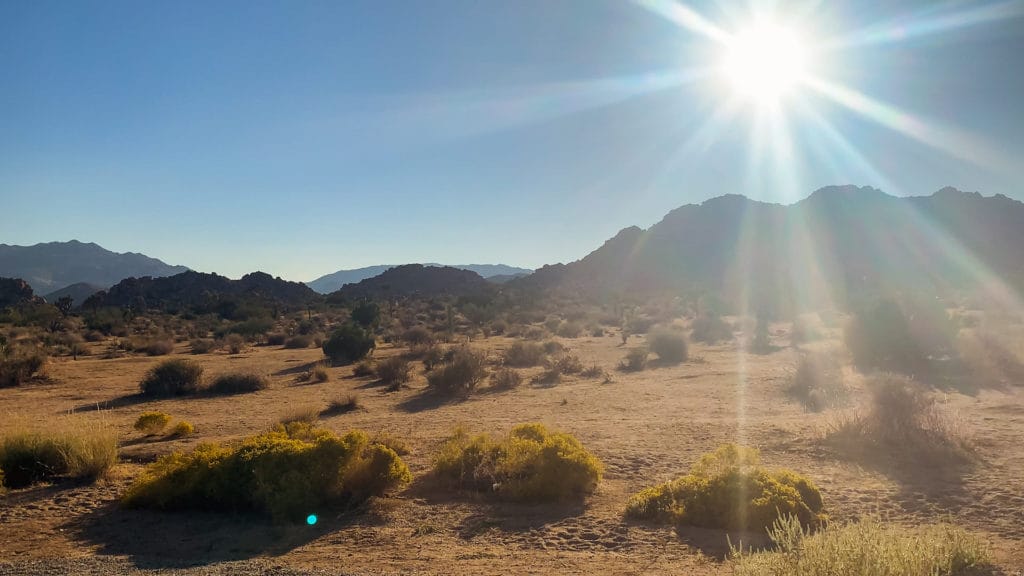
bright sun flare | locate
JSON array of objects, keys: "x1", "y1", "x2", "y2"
[{"x1": 722, "y1": 23, "x2": 808, "y2": 104}]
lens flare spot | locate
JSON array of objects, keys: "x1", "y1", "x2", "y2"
[{"x1": 306, "y1": 514, "x2": 318, "y2": 526}]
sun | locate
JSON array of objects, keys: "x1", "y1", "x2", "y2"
[{"x1": 722, "y1": 22, "x2": 809, "y2": 105}]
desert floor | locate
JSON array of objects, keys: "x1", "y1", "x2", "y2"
[{"x1": 2, "y1": 330, "x2": 1023, "y2": 575}]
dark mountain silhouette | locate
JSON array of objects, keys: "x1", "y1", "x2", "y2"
[
  {"x1": 308, "y1": 263, "x2": 531, "y2": 294},
  {"x1": 0, "y1": 240, "x2": 188, "y2": 293},
  {"x1": 331, "y1": 264, "x2": 495, "y2": 300},
  {"x1": 514, "y1": 186, "x2": 1024, "y2": 312},
  {"x1": 43, "y1": 283, "x2": 105, "y2": 308},
  {"x1": 0, "y1": 277, "x2": 44, "y2": 309},
  {"x1": 84, "y1": 271, "x2": 321, "y2": 314}
]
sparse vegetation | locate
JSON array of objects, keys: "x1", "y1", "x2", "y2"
[
  {"x1": 490, "y1": 367, "x2": 522, "y2": 390},
  {"x1": 278, "y1": 405, "x2": 321, "y2": 426},
  {"x1": 122, "y1": 424, "x2": 411, "y2": 522},
  {"x1": 402, "y1": 326, "x2": 434, "y2": 346},
  {"x1": 427, "y1": 347, "x2": 488, "y2": 395},
  {"x1": 433, "y1": 423, "x2": 603, "y2": 501},
  {"x1": 619, "y1": 347, "x2": 648, "y2": 371},
  {"x1": 626, "y1": 444, "x2": 825, "y2": 533},
  {"x1": 207, "y1": 372, "x2": 269, "y2": 395},
  {"x1": 648, "y1": 328, "x2": 688, "y2": 363},
  {"x1": 731, "y1": 515, "x2": 992, "y2": 576},
  {"x1": 134, "y1": 411, "x2": 172, "y2": 435},
  {"x1": 310, "y1": 363, "x2": 330, "y2": 382},
  {"x1": 323, "y1": 323, "x2": 376, "y2": 366},
  {"x1": 0, "y1": 350, "x2": 46, "y2": 388},
  {"x1": 143, "y1": 339, "x2": 175, "y2": 356},
  {"x1": 502, "y1": 341, "x2": 546, "y2": 367},
  {"x1": 284, "y1": 334, "x2": 314, "y2": 349},
  {"x1": 139, "y1": 359, "x2": 204, "y2": 397},
  {"x1": 376, "y1": 356, "x2": 412, "y2": 389},
  {"x1": 324, "y1": 394, "x2": 361, "y2": 415},
  {"x1": 189, "y1": 338, "x2": 217, "y2": 354},
  {"x1": 225, "y1": 333, "x2": 245, "y2": 354},
  {"x1": 785, "y1": 351, "x2": 849, "y2": 411}
]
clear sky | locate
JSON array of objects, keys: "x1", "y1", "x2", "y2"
[{"x1": 2, "y1": 0, "x2": 1023, "y2": 281}]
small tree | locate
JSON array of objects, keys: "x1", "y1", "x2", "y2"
[
  {"x1": 322, "y1": 323, "x2": 376, "y2": 366},
  {"x1": 350, "y1": 301, "x2": 380, "y2": 329}
]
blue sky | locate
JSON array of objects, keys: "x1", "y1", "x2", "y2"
[{"x1": 2, "y1": 0, "x2": 1023, "y2": 281}]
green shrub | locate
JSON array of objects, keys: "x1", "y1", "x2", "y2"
[
  {"x1": 140, "y1": 359, "x2": 204, "y2": 397},
  {"x1": 134, "y1": 411, "x2": 172, "y2": 435},
  {"x1": 350, "y1": 301, "x2": 380, "y2": 329},
  {"x1": 323, "y1": 323, "x2": 376, "y2": 366},
  {"x1": 625, "y1": 444, "x2": 825, "y2": 533},
  {"x1": 207, "y1": 372, "x2": 268, "y2": 395},
  {"x1": 785, "y1": 351, "x2": 848, "y2": 411},
  {"x1": 433, "y1": 423, "x2": 603, "y2": 502},
  {"x1": 503, "y1": 341, "x2": 546, "y2": 367},
  {"x1": 490, "y1": 368, "x2": 522, "y2": 390},
  {"x1": 691, "y1": 314, "x2": 733, "y2": 344},
  {"x1": 123, "y1": 424, "x2": 411, "y2": 522},
  {"x1": 649, "y1": 328, "x2": 689, "y2": 363},
  {"x1": 731, "y1": 515, "x2": 992, "y2": 576},
  {"x1": 427, "y1": 347, "x2": 488, "y2": 395},
  {"x1": 0, "y1": 420, "x2": 118, "y2": 488},
  {"x1": 376, "y1": 356, "x2": 412, "y2": 388},
  {"x1": 189, "y1": 338, "x2": 217, "y2": 354},
  {"x1": 0, "y1": 351, "x2": 46, "y2": 388},
  {"x1": 619, "y1": 347, "x2": 648, "y2": 372}
]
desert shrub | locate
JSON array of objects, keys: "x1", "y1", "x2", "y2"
[
  {"x1": 402, "y1": 326, "x2": 434, "y2": 347},
  {"x1": 846, "y1": 298, "x2": 957, "y2": 376},
  {"x1": 589, "y1": 325, "x2": 605, "y2": 337},
  {"x1": 546, "y1": 353, "x2": 583, "y2": 375},
  {"x1": 490, "y1": 319, "x2": 508, "y2": 335},
  {"x1": 581, "y1": 365, "x2": 607, "y2": 379},
  {"x1": 543, "y1": 317, "x2": 562, "y2": 333},
  {"x1": 122, "y1": 425, "x2": 411, "y2": 522},
  {"x1": 649, "y1": 328, "x2": 689, "y2": 363},
  {"x1": 323, "y1": 323, "x2": 375, "y2": 366},
  {"x1": 731, "y1": 515, "x2": 992, "y2": 576},
  {"x1": 785, "y1": 351, "x2": 849, "y2": 411},
  {"x1": 523, "y1": 326, "x2": 547, "y2": 341},
  {"x1": 372, "y1": 432, "x2": 410, "y2": 456},
  {"x1": 207, "y1": 372, "x2": 269, "y2": 395},
  {"x1": 691, "y1": 314, "x2": 733, "y2": 343},
  {"x1": 284, "y1": 334, "x2": 313, "y2": 349},
  {"x1": 433, "y1": 423, "x2": 602, "y2": 502},
  {"x1": 323, "y1": 394, "x2": 361, "y2": 415},
  {"x1": 556, "y1": 321, "x2": 582, "y2": 338},
  {"x1": 350, "y1": 301, "x2": 381, "y2": 329},
  {"x1": 140, "y1": 359, "x2": 204, "y2": 397},
  {"x1": 266, "y1": 332, "x2": 287, "y2": 346},
  {"x1": 352, "y1": 359, "x2": 376, "y2": 378},
  {"x1": 626, "y1": 444, "x2": 825, "y2": 533},
  {"x1": 310, "y1": 363, "x2": 330, "y2": 383},
  {"x1": 376, "y1": 357, "x2": 412, "y2": 388},
  {"x1": 84, "y1": 330, "x2": 106, "y2": 342},
  {"x1": 542, "y1": 340, "x2": 565, "y2": 354},
  {"x1": 170, "y1": 421, "x2": 194, "y2": 437},
  {"x1": 503, "y1": 341, "x2": 546, "y2": 367},
  {"x1": 134, "y1": 411, "x2": 172, "y2": 435},
  {"x1": 619, "y1": 347, "x2": 648, "y2": 372},
  {"x1": 427, "y1": 347, "x2": 488, "y2": 395},
  {"x1": 0, "y1": 419, "x2": 117, "y2": 488},
  {"x1": 225, "y1": 333, "x2": 245, "y2": 354},
  {"x1": 189, "y1": 338, "x2": 217, "y2": 354},
  {"x1": 143, "y1": 339, "x2": 175, "y2": 356},
  {"x1": 826, "y1": 374, "x2": 971, "y2": 462},
  {"x1": 490, "y1": 368, "x2": 522, "y2": 390},
  {"x1": 0, "y1": 351, "x2": 46, "y2": 388},
  {"x1": 278, "y1": 405, "x2": 321, "y2": 426}
]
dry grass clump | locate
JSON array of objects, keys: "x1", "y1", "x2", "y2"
[
  {"x1": 376, "y1": 356, "x2": 412, "y2": 389},
  {"x1": 134, "y1": 411, "x2": 172, "y2": 435},
  {"x1": 122, "y1": 423, "x2": 411, "y2": 522},
  {"x1": 225, "y1": 333, "x2": 245, "y2": 355},
  {"x1": 206, "y1": 372, "x2": 269, "y2": 395},
  {"x1": 310, "y1": 363, "x2": 330, "y2": 382},
  {"x1": 352, "y1": 359, "x2": 376, "y2": 378},
  {"x1": 323, "y1": 394, "x2": 362, "y2": 415},
  {"x1": 189, "y1": 338, "x2": 217, "y2": 354},
  {"x1": 825, "y1": 374, "x2": 972, "y2": 463},
  {"x1": 139, "y1": 359, "x2": 204, "y2": 397},
  {"x1": 427, "y1": 347, "x2": 488, "y2": 395},
  {"x1": 433, "y1": 423, "x2": 603, "y2": 502},
  {"x1": 619, "y1": 347, "x2": 648, "y2": 372},
  {"x1": 534, "y1": 353, "x2": 584, "y2": 384},
  {"x1": 278, "y1": 405, "x2": 322, "y2": 426},
  {"x1": 731, "y1": 514, "x2": 992, "y2": 576},
  {"x1": 143, "y1": 339, "x2": 175, "y2": 356},
  {"x1": 0, "y1": 417, "x2": 118, "y2": 488},
  {"x1": 502, "y1": 341, "x2": 546, "y2": 367},
  {"x1": 785, "y1": 351, "x2": 849, "y2": 411},
  {"x1": 490, "y1": 367, "x2": 522, "y2": 390},
  {"x1": 626, "y1": 444, "x2": 825, "y2": 533},
  {"x1": 649, "y1": 328, "x2": 689, "y2": 363}
]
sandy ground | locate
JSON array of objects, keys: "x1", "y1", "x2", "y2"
[{"x1": 2, "y1": 331, "x2": 1023, "y2": 575}]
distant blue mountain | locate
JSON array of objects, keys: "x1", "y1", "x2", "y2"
[{"x1": 307, "y1": 263, "x2": 531, "y2": 294}]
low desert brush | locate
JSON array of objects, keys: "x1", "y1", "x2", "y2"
[
  {"x1": 170, "y1": 421, "x2": 194, "y2": 438},
  {"x1": 502, "y1": 341, "x2": 546, "y2": 367},
  {"x1": 649, "y1": 328, "x2": 689, "y2": 363},
  {"x1": 206, "y1": 372, "x2": 268, "y2": 395},
  {"x1": 731, "y1": 514, "x2": 992, "y2": 576},
  {"x1": 123, "y1": 424, "x2": 411, "y2": 522},
  {"x1": 134, "y1": 411, "x2": 172, "y2": 435},
  {"x1": 626, "y1": 444, "x2": 825, "y2": 533},
  {"x1": 0, "y1": 417, "x2": 118, "y2": 488},
  {"x1": 490, "y1": 367, "x2": 522, "y2": 390},
  {"x1": 433, "y1": 423, "x2": 603, "y2": 502},
  {"x1": 427, "y1": 347, "x2": 488, "y2": 395},
  {"x1": 785, "y1": 351, "x2": 849, "y2": 411},
  {"x1": 619, "y1": 347, "x2": 648, "y2": 372},
  {"x1": 139, "y1": 358, "x2": 204, "y2": 397}
]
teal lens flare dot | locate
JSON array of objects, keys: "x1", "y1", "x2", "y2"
[{"x1": 306, "y1": 514, "x2": 318, "y2": 526}]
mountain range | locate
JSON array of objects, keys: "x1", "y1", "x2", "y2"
[
  {"x1": 0, "y1": 240, "x2": 188, "y2": 294},
  {"x1": 306, "y1": 264, "x2": 531, "y2": 294}
]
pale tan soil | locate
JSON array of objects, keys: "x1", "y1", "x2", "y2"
[{"x1": 2, "y1": 331, "x2": 1023, "y2": 575}]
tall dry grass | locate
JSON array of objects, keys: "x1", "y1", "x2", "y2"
[{"x1": 0, "y1": 414, "x2": 118, "y2": 488}]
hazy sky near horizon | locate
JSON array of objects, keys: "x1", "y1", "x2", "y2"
[{"x1": 3, "y1": 0, "x2": 1023, "y2": 281}]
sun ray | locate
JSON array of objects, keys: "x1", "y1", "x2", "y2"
[{"x1": 632, "y1": 0, "x2": 732, "y2": 43}]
